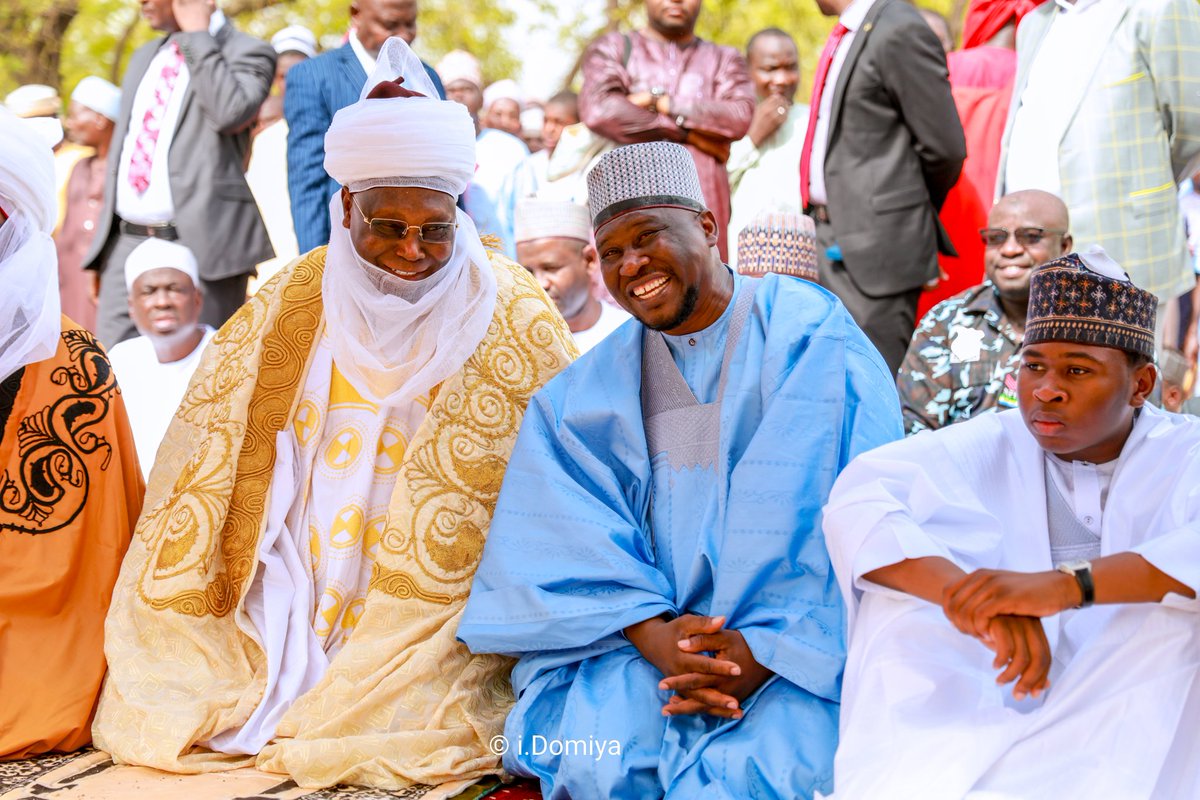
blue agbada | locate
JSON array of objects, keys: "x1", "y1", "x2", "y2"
[{"x1": 459, "y1": 273, "x2": 902, "y2": 799}]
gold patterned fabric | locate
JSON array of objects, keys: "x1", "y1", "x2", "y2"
[{"x1": 94, "y1": 246, "x2": 577, "y2": 794}]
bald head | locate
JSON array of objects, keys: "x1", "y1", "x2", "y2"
[
  {"x1": 984, "y1": 190, "x2": 1072, "y2": 307},
  {"x1": 991, "y1": 190, "x2": 1069, "y2": 231}
]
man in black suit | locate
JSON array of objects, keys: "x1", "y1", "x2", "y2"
[
  {"x1": 85, "y1": 0, "x2": 275, "y2": 347},
  {"x1": 802, "y1": 0, "x2": 965, "y2": 373},
  {"x1": 284, "y1": 0, "x2": 444, "y2": 254}
]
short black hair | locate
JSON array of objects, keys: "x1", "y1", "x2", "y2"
[
  {"x1": 546, "y1": 90, "x2": 578, "y2": 112},
  {"x1": 746, "y1": 27, "x2": 795, "y2": 55},
  {"x1": 1125, "y1": 350, "x2": 1153, "y2": 369}
]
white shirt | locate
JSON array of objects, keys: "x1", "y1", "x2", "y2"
[
  {"x1": 108, "y1": 326, "x2": 215, "y2": 477},
  {"x1": 116, "y1": 11, "x2": 226, "y2": 224},
  {"x1": 347, "y1": 29, "x2": 376, "y2": 77},
  {"x1": 807, "y1": 0, "x2": 878, "y2": 206},
  {"x1": 573, "y1": 300, "x2": 632, "y2": 354},
  {"x1": 1004, "y1": 0, "x2": 1121, "y2": 196}
]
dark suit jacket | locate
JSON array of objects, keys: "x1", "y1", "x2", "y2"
[
  {"x1": 85, "y1": 22, "x2": 276, "y2": 281},
  {"x1": 284, "y1": 44, "x2": 445, "y2": 253},
  {"x1": 823, "y1": 0, "x2": 966, "y2": 297}
]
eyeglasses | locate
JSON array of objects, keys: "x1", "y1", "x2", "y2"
[
  {"x1": 979, "y1": 226, "x2": 1067, "y2": 248},
  {"x1": 351, "y1": 195, "x2": 457, "y2": 243}
]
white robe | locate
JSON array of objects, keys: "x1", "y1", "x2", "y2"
[{"x1": 822, "y1": 406, "x2": 1200, "y2": 799}]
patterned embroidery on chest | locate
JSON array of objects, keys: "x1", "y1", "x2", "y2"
[{"x1": 1, "y1": 330, "x2": 116, "y2": 534}]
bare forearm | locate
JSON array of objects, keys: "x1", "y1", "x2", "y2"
[
  {"x1": 863, "y1": 556, "x2": 966, "y2": 605},
  {"x1": 1092, "y1": 552, "x2": 1196, "y2": 604}
]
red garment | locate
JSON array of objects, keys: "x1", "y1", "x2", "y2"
[
  {"x1": 799, "y1": 22, "x2": 850, "y2": 210},
  {"x1": 961, "y1": 0, "x2": 1042, "y2": 49},
  {"x1": 946, "y1": 46, "x2": 1017, "y2": 209},
  {"x1": 579, "y1": 30, "x2": 755, "y2": 260},
  {"x1": 917, "y1": 173, "x2": 989, "y2": 320}
]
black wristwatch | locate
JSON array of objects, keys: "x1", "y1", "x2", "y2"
[{"x1": 1056, "y1": 560, "x2": 1095, "y2": 608}]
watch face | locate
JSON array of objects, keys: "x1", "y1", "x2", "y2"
[{"x1": 1059, "y1": 559, "x2": 1091, "y2": 574}]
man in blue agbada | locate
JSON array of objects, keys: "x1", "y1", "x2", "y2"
[{"x1": 458, "y1": 141, "x2": 901, "y2": 799}]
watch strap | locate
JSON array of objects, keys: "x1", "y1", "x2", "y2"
[{"x1": 1072, "y1": 566, "x2": 1095, "y2": 608}]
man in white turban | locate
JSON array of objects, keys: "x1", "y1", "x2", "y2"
[
  {"x1": 95, "y1": 37, "x2": 576, "y2": 795},
  {"x1": 0, "y1": 107, "x2": 143, "y2": 759}
]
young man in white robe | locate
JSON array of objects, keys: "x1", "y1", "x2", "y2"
[{"x1": 822, "y1": 248, "x2": 1200, "y2": 799}]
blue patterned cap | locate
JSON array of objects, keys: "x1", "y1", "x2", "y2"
[
  {"x1": 1025, "y1": 248, "x2": 1156, "y2": 360},
  {"x1": 586, "y1": 142, "x2": 707, "y2": 231}
]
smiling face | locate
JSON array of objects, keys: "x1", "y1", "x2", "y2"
[
  {"x1": 747, "y1": 33, "x2": 799, "y2": 103},
  {"x1": 595, "y1": 206, "x2": 728, "y2": 334},
  {"x1": 985, "y1": 191, "x2": 1072, "y2": 306},
  {"x1": 1018, "y1": 342, "x2": 1155, "y2": 463},
  {"x1": 129, "y1": 267, "x2": 203, "y2": 341},
  {"x1": 340, "y1": 185, "x2": 457, "y2": 281}
]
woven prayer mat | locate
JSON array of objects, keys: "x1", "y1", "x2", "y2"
[{"x1": 0, "y1": 750, "x2": 541, "y2": 800}]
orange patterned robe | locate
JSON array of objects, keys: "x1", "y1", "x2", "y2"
[{"x1": 0, "y1": 317, "x2": 143, "y2": 759}]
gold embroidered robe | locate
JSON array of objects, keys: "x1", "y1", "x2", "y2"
[{"x1": 94, "y1": 246, "x2": 576, "y2": 794}]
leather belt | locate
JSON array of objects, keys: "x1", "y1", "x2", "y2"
[
  {"x1": 805, "y1": 204, "x2": 831, "y2": 225},
  {"x1": 119, "y1": 220, "x2": 179, "y2": 240}
]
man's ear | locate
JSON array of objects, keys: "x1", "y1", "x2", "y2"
[
  {"x1": 1060, "y1": 233, "x2": 1073, "y2": 255},
  {"x1": 341, "y1": 186, "x2": 353, "y2": 230},
  {"x1": 1130, "y1": 360, "x2": 1157, "y2": 408},
  {"x1": 699, "y1": 210, "x2": 719, "y2": 248},
  {"x1": 582, "y1": 242, "x2": 599, "y2": 277}
]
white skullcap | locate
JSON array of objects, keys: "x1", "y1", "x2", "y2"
[
  {"x1": 0, "y1": 107, "x2": 56, "y2": 231},
  {"x1": 124, "y1": 238, "x2": 200, "y2": 293},
  {"x1": 514, "y1": 198, "x2": 592, "y2": 244},
  {"x1": 325, "y1": 37, "x2": 475, "y2": 197},
  {"x1": 70, "y1": 76, "x2": 121, "y2": 122},
  {"x1": 436, "y1": 49, "x2": 483, "y2": 90},
  {"x1": 483, "y1": 79, "x2": 523, "y2": 109},
  {"x1": 4, "y1": 84, "x2": 60, "y2": 118},
  {"x1": 271, "y1": 24, "x2": 318, "y2": 58},
  {"x1": 520, "y1": 106, "x2": 544, "y2": 137}
]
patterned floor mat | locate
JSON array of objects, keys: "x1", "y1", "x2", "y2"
[{"x1": 0, "y1": 749, "x2": 538, "y2": 800}]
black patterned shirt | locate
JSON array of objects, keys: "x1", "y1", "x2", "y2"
[{"x1": 897, "y1": 282, "x2": 1022, "y2": 435}]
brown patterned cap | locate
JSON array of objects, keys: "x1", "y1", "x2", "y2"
[
  {"x1": 736, "y1": 211, "x2": 818, "y2": 281},
  {"x1": 586, "y1": 142, "x2": 707, "y2": 231},
  {"x1": 1025, "y1": 248, "x2": 1156, "y2": 360}
]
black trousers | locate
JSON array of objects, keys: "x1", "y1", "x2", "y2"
[
  {"x1": 813, "y1": 217, "x2": 921, "y2": 377},
  {"x1": 93, "y1": 231, "x2": 251, "y2": 348}
]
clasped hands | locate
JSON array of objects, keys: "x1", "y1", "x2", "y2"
[
  {"x1": 624, "y1": 613, "x2": 772, "y2": 720},
  {"x1": 941, "y1": 569, "x2": 1084, "y2": 701}
]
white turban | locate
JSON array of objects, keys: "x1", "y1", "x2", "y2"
[
  {"x1": 70, "y1": 76, "x2": 122, "y2": 123},
  {"x1": 4, "y1": 84, "x2": 60, "y2": 118},
  {"x1": 318, "y1": 37, "x2": 497, "y2": 409},
  {"x1": 325, "y1": 39, "x2": 475, "y2": 197},
  {"x1": 514, "y1": 198, "x2": 592, "y2": 244},
  {"x1": 435, "y1": 50, "x2": 483, "y2": 90},
  {"x1": 124, "y1": 239, "x2": 200, "y2": 293},
  {"x1": 0, "y1": 107, "x2": 61, "y2": 381},
  {"x1": 271, "y1": 24, "x2": 318, "y2": 58},
  {"x1": 483, "y1": 79, "x2": 523, "y2": 110}
]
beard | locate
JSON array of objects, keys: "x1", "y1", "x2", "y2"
[{"x1": 646, "y1": 283, "x2": 699, "y2": 332}]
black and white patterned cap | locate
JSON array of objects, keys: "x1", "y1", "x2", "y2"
[{"x1": 586, "y1": 142, "x2": 708, "y2": 231}]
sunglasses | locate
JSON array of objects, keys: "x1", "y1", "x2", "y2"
[
  {"x1": 351, "y1": 195, "x2": 457, "y2": 244},
  {"x1": 979, "y1": 227, "x2": 1067, "y2": 248}
]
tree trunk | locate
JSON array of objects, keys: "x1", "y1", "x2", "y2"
[{"x1": 10, "y1": 0, "x2": 80, "y2": 89}]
